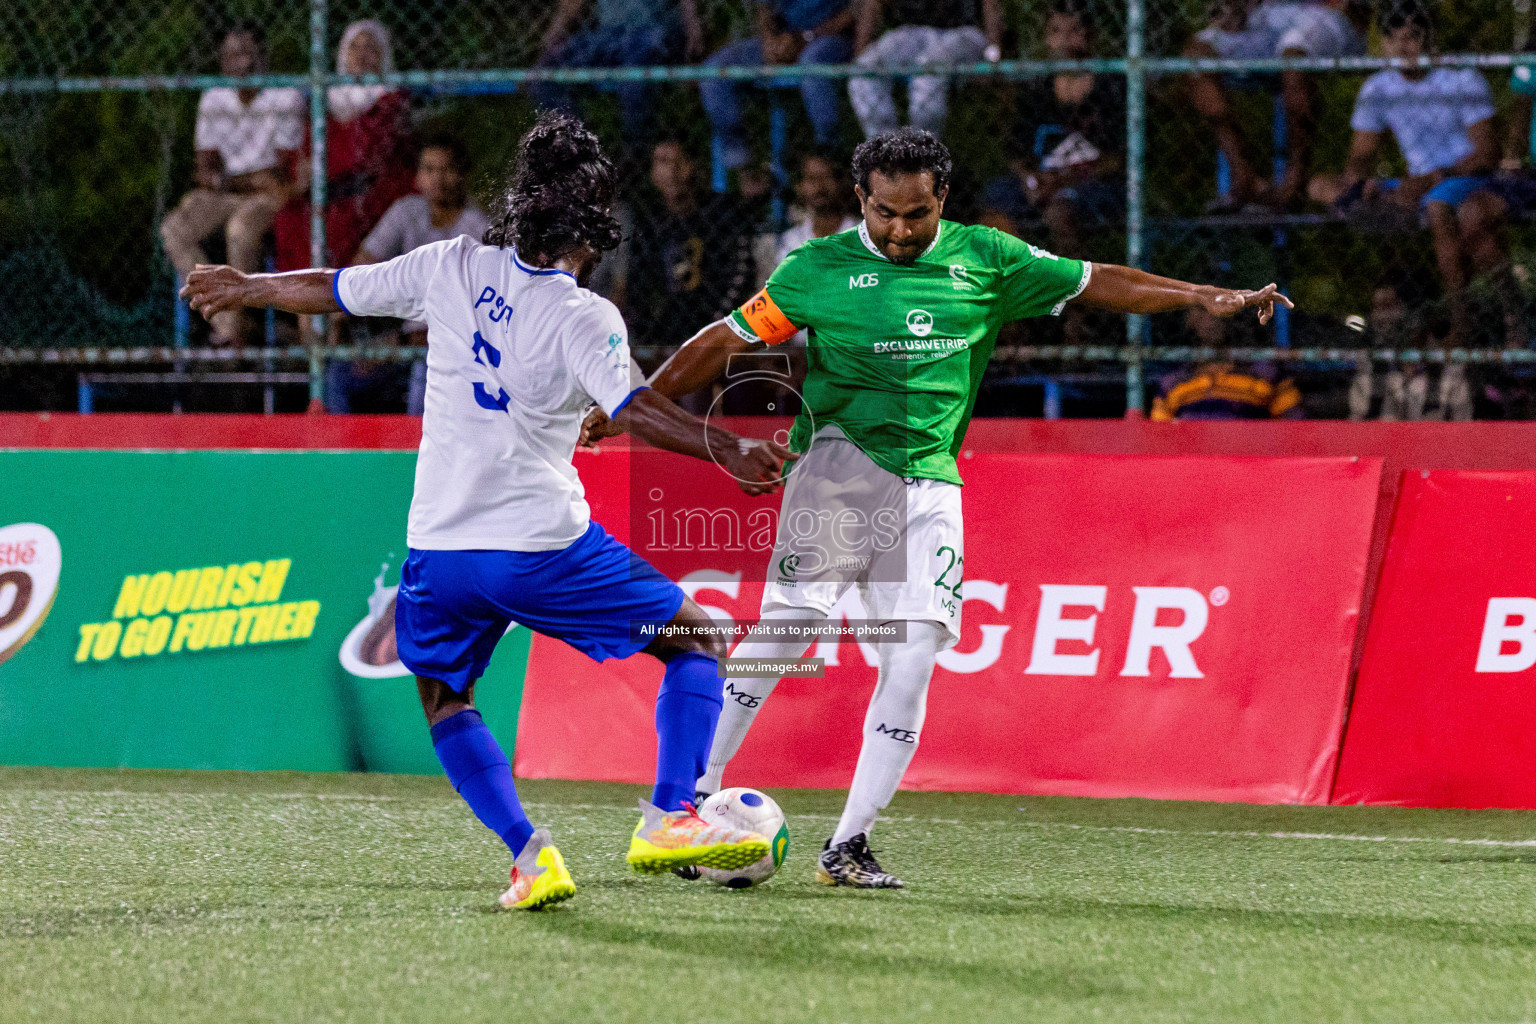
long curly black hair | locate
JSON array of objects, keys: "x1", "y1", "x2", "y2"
[{"x1": 482, "y1": 111, "x2": 623, "y2": 263}]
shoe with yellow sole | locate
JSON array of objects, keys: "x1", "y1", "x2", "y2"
[
  {"x1": 626, "y1": 799, "x2": 768, "y2": 874},
  {"x1": 500, "y1": 829, "x2": 576, "y2": 910}
]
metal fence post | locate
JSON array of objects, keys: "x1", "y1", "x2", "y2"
[
  {"x1": 1124, "y1": 0, "x2": 1147, "y2": 416},
  {"x1": 308, "y1": 0, "x2": 329, "y2": 411}
]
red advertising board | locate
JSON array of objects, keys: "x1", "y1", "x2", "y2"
[
  {"x1": 515, "y1": 451, "x2": 1381, "y2": 804},
  {"x1": 1334, "y1": 470, "x2": 1536, "y2": 808}
]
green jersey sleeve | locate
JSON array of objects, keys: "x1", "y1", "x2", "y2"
[
  {"x1": 992, "y1": 229, "x2": 1091, "y2": 322},
  {"x1": 727, "y1": 247, "x2": 817, "y2": 345}
]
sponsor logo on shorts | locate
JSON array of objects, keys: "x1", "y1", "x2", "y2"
[{"x1": 777, "y1": 553, "x2": 802, "y2": 579}]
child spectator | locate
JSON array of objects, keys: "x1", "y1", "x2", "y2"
[
  {"x1": 701, "y1": 1, "x2": 856, "y2": 171},
  {"x1": 534, "y1": 0, "x2": 704, "y2": 147},
  {"x1": 273, "y1": 20, "x2": 415, "y2": 279},
  {"x1": 327, "y1": 134, "x2": 489, "y2": 414},
  {"x1": 160, "y1": 23, "x2": 301, "y2": 346},
  {"x1": 1348, "y1": 280, "x2": 1471, "y2": 421},
  {"x1": 1308, "y1": 3, "x2": 1504, "y2": 345},
  {"x1": 1187, "y1": 1, "x2": 1368, "y2": 208},
  {"x1": 848, "y1": 0, "x2": 1003, "y2": 139}
]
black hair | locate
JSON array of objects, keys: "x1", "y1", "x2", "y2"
[
  {"x1": 225, "y1": 19, "x2": 266, "y2": 48},
  {"x1": 851, "y1": 127, "x2": 952, "y2": 196},
  {"x1": 1381, "y1": 1, "x2": 1432, "y2": 40},
  {"x1": 417, "y1": 131, "x2": 471, "y2": 174},
  {"x1": 483, "y1": 111, "x2": 622, "y2": 261},
  {"x1": 1047, "y1": 0, "x2": 1094, "y2": 29},
  {"x1": 799, "y1": 146, "x2": 842, "y2": 174}
]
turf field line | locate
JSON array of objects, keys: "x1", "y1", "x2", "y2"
[
  {"x1": 1016, "y1": 819, "x2": 1536, "y2": 849},
  {"x1": 10, "y1": 789, "x2": 411, "y2": 802}
]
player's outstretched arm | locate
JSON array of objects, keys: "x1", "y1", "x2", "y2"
[
  {"x1": 649, "y1": 319, "x2": 757, "y2": 399},
  {"x1": 580, "y1": 319, "x2": 756, "y2": 448},
  {"x1": 613, "y1": 387, "x2": 796, "y2": 496},
  {"x1": 1075, "y1": 263, "x2": 1294, "y2": 325},
  {"x1": 180, "y1": 264, "x2": 340, "y2": 321}
]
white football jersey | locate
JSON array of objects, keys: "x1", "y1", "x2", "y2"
[{"x1": 336, "y1": 237, "x2": 640, "y2": 551}]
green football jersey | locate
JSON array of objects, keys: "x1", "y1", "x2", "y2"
[{"x1": 727, "y1": 220, "x2": 1089, "y2": 484}]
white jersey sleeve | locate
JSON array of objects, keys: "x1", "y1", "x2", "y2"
[
  {"x1": 334, "y1": 237, "x2": 462, "y2": 323},
  {"x1": 563, "y1": 295, "x2": 641, "y2": 417}
]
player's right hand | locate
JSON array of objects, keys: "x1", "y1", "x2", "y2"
[
  {"x1": 180, "y1": 264, "x2": 248, "y2": 322},
  {"x1": 724, "y1": 438, "x2": 798, "y2": 496},
  {"x1": 579, "y1": 406, "x2": 624, "y2": 449}
]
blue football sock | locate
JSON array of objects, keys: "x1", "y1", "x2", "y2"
[
  {"x1": 430, "y1": 709, "x2": 535, "y2": 856},
  {"x1": 652, "y1": 651, "x2": 724, "y2": 812}
]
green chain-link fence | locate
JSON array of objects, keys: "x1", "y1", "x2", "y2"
[{"x1": 1, "y1": 1, "x2": 1533, "y2": 416}]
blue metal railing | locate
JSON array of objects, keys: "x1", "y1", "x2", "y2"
[{"x1": 4, "y1": 0, "x2": 1534, "y2": 413}]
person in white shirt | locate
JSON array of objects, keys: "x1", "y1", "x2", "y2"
[
  {"x1": 160, "y1": 22, "x2": 302, "y2": 346},
  {"x1": 1309, "y1": 4, "x2": 1507, "y2": 345},
  {"x1": 332, "y1": 133, "x2": 492, "y2": 414},
  {"x1": 1187, "y1": 0, "x2": 1369, "y2": 208},
  {"x1": 180, "y1": 113, "x2": 792, "y2": 910}
]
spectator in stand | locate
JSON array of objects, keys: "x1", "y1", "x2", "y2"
[
  {"x1": 1308, "y1": 4, "x2": 1505, "y2": 346},
  {"x1": 729, "y1": 150, "x2": 857, "y2": 414},
  {"x1": 700, "y1": 0, "x2": 855, "y2": 172},
  {"x1": 160, "y1": 23, "x2": 301, "y2": 346},
  {"x1": 978, "y1": 0, "x2": 1124, "y2": 259},
  {"x1": 626, "y1": 139, "x2": 756, "y2": 371},
  {"x1": 1348, "y1": 279, "x2": 1471, "y2": 421},
  {"x1": 273, "y1": 20, "x2": 415, "y2": 282},
  {"x1": 1186, "y1": 0, "x2": 1368, "y2": 209},
  {"x1": 327, "y1": 134, "x2": 489, "y2": 414},
  {"x1": 535, "y1": 0, "x2": 704, "y2": 147},
  {"x1": 1152, "y1": 359, "x2": 1302, "y2": 420},
  {"x1": 848, "y1": 0, "x2": 1003, "y2": 140},
  {"x1": 753, "y1": 150, "x2": 858, "y2": 290}
]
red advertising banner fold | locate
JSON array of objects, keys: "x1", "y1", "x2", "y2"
[
  {"x1": 1334, "y1": 470, "x2": 1536, "y2": 808},
  {"x1": 514, "y1": 452, "x2": 1381, "y2": 804}
]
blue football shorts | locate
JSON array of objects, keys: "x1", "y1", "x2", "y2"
[{"x1": 396, "y1": 521, "x2": 686, "y2": 692}]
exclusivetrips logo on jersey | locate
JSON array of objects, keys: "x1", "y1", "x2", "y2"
[
  {"x1": 0, "y1": 523, "x2": 62, "y2": 667},
  {"x1": 905, "y1": 309, "x2": 934, "y2": 337},
  {"x1": 74, "y1": 559, "x2": 320, "y2": 664}
]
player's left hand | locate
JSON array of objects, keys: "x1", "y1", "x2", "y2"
[
  {"x1": 1200, "y1": 283, "x2": 1294, "y2": 326},
  {"x1": 180, "y1": 264, "x2": 249, "y2": 322},
  {"x1": 579, "y1": 406, "x2": 624, "y2": 449}
]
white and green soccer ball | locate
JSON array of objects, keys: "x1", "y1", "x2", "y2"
[{"x1": 697, "y1": 788, "x2": 789, "y2": 888}]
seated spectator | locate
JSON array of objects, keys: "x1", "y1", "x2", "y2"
[
  {"x1": 978, "y1": 0, "x2": 1124, "y2": 259},
  {"x1": 273, "y1": 20, "x2": 415, "y2": 280},
  {"x1": 160, "y1": 22, "x2": 301, "y2": 346},
  {"x1": 701, "y1": 0, "x2": 855, "y2": 171},
  {"x1": 535, "y1": 0, "x2": 703, "y2": 148},
  {"x1": 1309, "y1": 4, "x2": 1504, "y2": 346},
  {"x1": 753, "y1": 151, "x2": 858, "y2": 289},
  {"x1": 1348, "y1": 282, "x2": 1471, "y2": 421},
  {"x1": 327, "y1": 134, "x2": 489, "y2": 414},
  {"x1": 626, "y1": 140, "x2": 756, "y2": 368},
  {"x1": 848, "y1": 0, "x2": 1003, "y2": 140},
  {"x1": 1152, "y1": 358, "x2": 1303, "y2": 420},
  {"x1": 1187, "y1": 0, "x2": 1368, "y2": 208}
]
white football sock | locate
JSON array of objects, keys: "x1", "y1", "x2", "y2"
[
  {"x1": 697, "y1": 605, "x2": 822, "y2": 794},
  {"x1": 830, "y1": 620, "x2": 942, "y2": 846}
]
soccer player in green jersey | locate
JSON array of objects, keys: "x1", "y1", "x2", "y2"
[{"x1": 588, "y1": 128, "x2": 1289, "y2": 889}]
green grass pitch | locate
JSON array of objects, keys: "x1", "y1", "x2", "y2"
[{"x1": 5, "y1": 767, "x2": 1536, "y2": 1023}]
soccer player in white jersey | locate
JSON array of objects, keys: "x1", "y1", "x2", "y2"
[{"x1": 182, "y1": 113, "x2": 793, "y2": 910}]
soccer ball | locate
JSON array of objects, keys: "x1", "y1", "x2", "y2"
[{"x1": 697, "y1": 788, "x2": 789, "y2": 888}]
